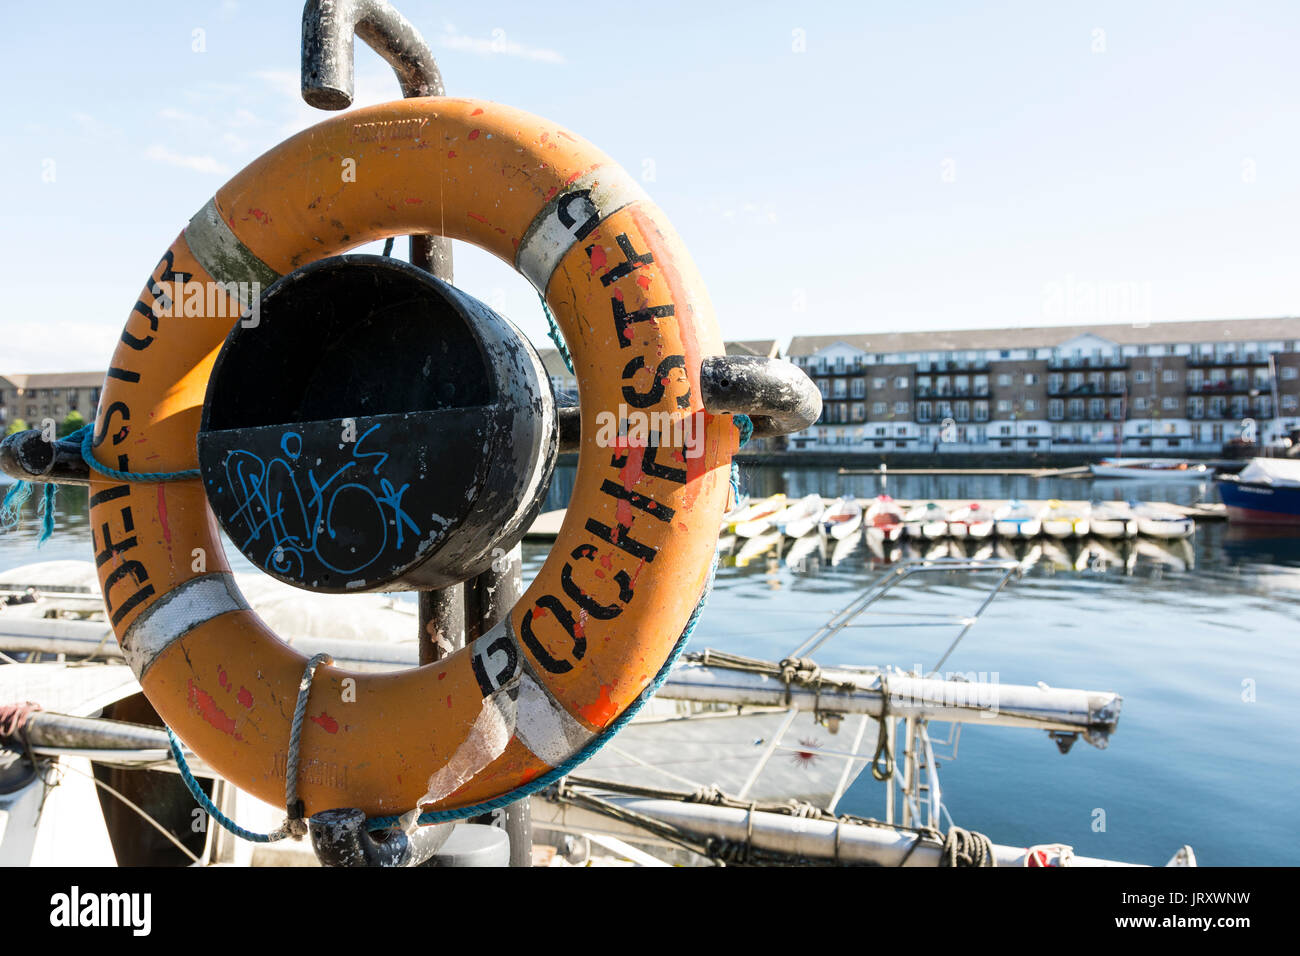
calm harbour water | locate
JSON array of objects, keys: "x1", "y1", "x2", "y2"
[{"x1": 3, "y1": 463, "x2": 1297, "y2": 866}]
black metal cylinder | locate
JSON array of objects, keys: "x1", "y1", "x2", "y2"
[{"x1": 197, "y1": 254, "x2": 557, "y2": 593}]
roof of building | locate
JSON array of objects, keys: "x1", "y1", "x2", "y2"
[
  {"x1": 0, "y1": 372, "x2": 105, "y2": 390},
  {"x1": 787, "y1": 317, "x2": 1300, "y2": 356},
  {"x1": 724, "y1": 339, "x2": 780, "y2": 358}
]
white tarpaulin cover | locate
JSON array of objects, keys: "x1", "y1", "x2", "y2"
[{"x1": 1237, "y1": 457, "x2": 1300, "y2": 486}]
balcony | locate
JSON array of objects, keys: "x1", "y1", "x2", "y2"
[
  {"x1": 1187, "y1": 353, "x2": 1270, "y2": 367},
  {"x1": 1048, "y1": 383, "x2": 1125, "y2": 397},
  {"x1": 1048, "y1": 356, "x2": 1128, "y2": 370},
  {"x1": 1188, "y1": 381, "x2": 1265, "y2": 394}
]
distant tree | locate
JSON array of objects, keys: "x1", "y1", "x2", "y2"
[
  {"x1": 58, "y1": 410, "x2": 86, "y2": 438},
  {"x1": 4, "y1": 418, "x2": 29, "y2": 437}
]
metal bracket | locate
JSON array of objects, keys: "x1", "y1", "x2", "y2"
[
  {"x1": 301, "y1": 0, "x2": 445, "y2": 109},
  {"x1": 301, "y1": 0, "x2": 450, "y2": 279},
  {"x1": 699, "y1": 355, "x2": 822, "y2": 439},
  {"x1": 0, "y1": 430, "x2": 89, "y2": 486},
  {"x1": 308, "y1": 808, "x2": 452, "y2": 867},
  {"x1": 554, "y1": 355, "x2": 821, "y2": 453}
]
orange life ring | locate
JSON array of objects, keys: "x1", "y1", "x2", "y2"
[{"x1": 90, "y1": 97, "x2": 736, "y2": 820}]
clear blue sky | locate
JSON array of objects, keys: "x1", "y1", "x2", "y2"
[{"x1": 2, "y1": 1, "x2": 1297, "y2": 372}]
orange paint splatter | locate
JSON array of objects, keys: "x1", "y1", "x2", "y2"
[
  {"x1": 187, "y1": 679, "x2": 242, "y2": 739},
  {"x1": 580, "y1": 685, "x2": 619, "y2": 728}
]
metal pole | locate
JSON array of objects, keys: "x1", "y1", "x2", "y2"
[{"x1": 462, "y1": 544, "x2": 532, "y2": 866}]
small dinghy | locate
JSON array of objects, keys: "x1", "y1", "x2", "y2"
[
  {"x1": 903, "y1": 501, "x2": 948, "y2": 539},
  {"x1": 1090, "y1": 458, "x2": 1213, "y2": 480},
  {"x1": 730, "y1": 493, "x2": 788, "y2": 538},
  {"x1": 1042, "y1": 499, "x2": 1090, "y2": 538},
  {"x1": 774, "y1": 494, "x2": 826, "y2": 539},
  {"x1": 946, "y1": 502, "x2": 994, "y2": 539},
  {"x1": 1089, "y1": 501, "x2": 1138, "y2": 539},
  {"x1": 864, "y1": 495, "x2": 905, "y2": 541},
  {"x1": 1132, "y1": 502, "x2": 1195, "y2": 539},
  {"x1": 994, "y1": 499, "x2": 1043, "y2": 538},
  {"x1": 734, "y1": 529, "x2": 784, "y2": 566},
  {"x1": 818, "y1": 497, "x2": 863, "y2": 540}
]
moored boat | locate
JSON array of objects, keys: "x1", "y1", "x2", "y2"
[
  {"x1": 1132, "y1": 502, "x2": 1195, "y2": 539},
  {"x1": 1089, "y1": 501, "x2": 1138, "y2": 539},
  {"x1": 1089, "y1": 458, "x2": 1213, "y2": 480},
  {"x1": 730, "y1": 493, "x2": 788, "y2": 538},
  {"x1": 818, "y1": 497, "x2": 863, "y2": 540},
  {"x1": 903, "y1": 501, "x2": 948, "y2": 539},
  {"x1": 864, "y1": 495, "x2": 905, "y2": 542},
  {"x1": 1042, "y1": 499, "x2": 1090, "y2": 538},
  {"x1": 1215, "y1": 458, "x2": 1300, "y2": 526},
  {"x1": 773, "y1": 494, "x2": 825, "y2": 538},
  {"x1": 994, "y1": 499, "x2": 1043, "y2": 538},
  {"x1": 947, "y1": 502, "x2": 994, "y2": 539}
]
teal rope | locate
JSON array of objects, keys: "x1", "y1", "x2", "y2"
[
  {"x1": 729, "y1": 413, "x2": 753, "y2": 505},
  {"x1": 1, "y1": 424, "x2": 197, "y2": 545},
  {"x1": 166, "y1": 727, "x2": 290, "y2": 844},
  {"x1": 75, "y1": 424, "x2": 200, "y2": 482},
  {"x1": 366, "y1": 553, "x2": 719, "y2": 831},
  {"x1": 539, "y1": 294, "x2": 574, "y2": 374}
]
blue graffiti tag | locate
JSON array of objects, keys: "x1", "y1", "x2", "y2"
[{"x1": 221, "y1": 424, "x2": 419, "y2": 579}]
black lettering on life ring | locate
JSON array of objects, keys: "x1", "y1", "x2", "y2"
[
  {"x1": 584, "y1": 518, "x2": 656, "y2": 563},
  {"x1": 622, "y1": 355, "x2": 691, "y2": 410},
  {"x1": 597, "y1": 479, "x2": 674, "y2": 523},
  {"x1": 94, "y1": 507, "x2": 137, "y2": 568},
  {"x1": 471, "y1": 634, "x2": 520, "y2": 696},
  {"x1": 589, "y1": 233, "x2": 654, "y2": 288},
  {"x1": 103, "y1": 561, "x2": 154, "y2": 627},
  {"x1": 611, "y1": 445, "x2": 687, "y2": 485},
  {"x1": 556, "y1": 190, "x2": 600, "y2": 243},
  {"x1": 561, "y1": 544, "x2": 633, "y2": 621},
  {"x1": 612, "y1": 299, "x2": 676, "y2": 350},
  {"x1": 519, "y1": 595, "x2": 585, "y2": 675}
]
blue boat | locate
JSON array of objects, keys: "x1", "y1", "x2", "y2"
[{"x1": 1215, "y1": 458, "x2": 1300, "y2": 526}]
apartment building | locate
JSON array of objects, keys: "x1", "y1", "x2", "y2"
[
  {"x1": 0, "y1": 372, "x2": 103, "y2": 431},
  {"x1": 786, "y1": 318, "x2": 1300, "y2": 454}
]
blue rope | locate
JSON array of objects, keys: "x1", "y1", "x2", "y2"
[
  {"x1": 539, "y1": 294, "x2": 574, "y2": 374},
  {"x1": 366, "y1": 553, "x2": 719, "y2": 830},
  {"x1": 166, "y1": 728, "x2": 287, "y2": 844},
  {"x1": 729, "y1": 413, "x2": 753, "y2": 506},
  {"x1": 75, "y1": 424, "x2": 200, "y2": 482},
  {"x1": 1, "y1": 425, "x2": 199, "y2": 546}
]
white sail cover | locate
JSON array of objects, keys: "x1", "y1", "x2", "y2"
[{"x1": 1238, "y1": 457, "x2": 1300, "y2": 486}]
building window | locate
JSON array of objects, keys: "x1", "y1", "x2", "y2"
[
  {"x1": 895, "y1": 376, "x2": 909, "y2": 389},
  {"x1": 1089, "y1": 399, "x2": 1104, "y2": 418},
  {"x1": 1111, "y1": 398, "x2": 1123, "y2": 419},
  {"x1": 1282, "y1": 367, "x2": 1298, "y2": 380},
  {"x1": 894, "y1": 401, "x2": 909, "y2": 415},
  {"x1": 1133, "y1": 397, "x2": 1148, "y2": 411},
  {"x1": 1162, "y1": 369, "x2": 1178, "y2": 383},
  {"x1": 1283, "y1": 396, "x2": 1298, "y2": 411},
  {"x1": 955, "y1": 401, "x2": 970, "y2": 421},
  {"x1": 997, "y1": 400, "x2": 1011, "y2": 412},
  {"x1": 1162, "y1": 397, "x2": 1178, "y2": 410},
  {"x1": 917, "y1": 402, "x2": 932, "y2": 422},
  {"x1": 1024, "y1": 399, "x2": 1038, "y2": 413},
  {"x1": 1049, "y1": 399, "x2": 1064, "y2": 419},
  {"x1": 872, "y1": 377, "x2": 886, "y2": 390},
  {"x1": 851, "y1": 378, "x2": 866, "y2": 398},
  {"x1": 1068, "y1": 399, "x2": 1084, "y2": 419},
  {"x1": 1024, "y1": 373, "x2": 1038, "y2": 386},
  {"x1": 997, "y1": 374, "x2": 1011, "y2": 386},
  {"x1": 872, "y1": 402, "x2": 887, "y2": 416},
  {"x1": 1133, "y1": 370, "x2": 1149, "y2": 384}
]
